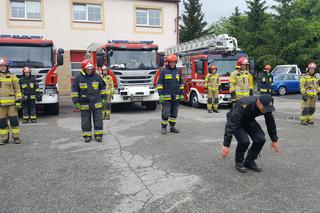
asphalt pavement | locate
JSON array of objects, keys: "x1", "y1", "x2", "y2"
[{"x1": 0, "y1": 95, "x2": 320, "y2": 213}]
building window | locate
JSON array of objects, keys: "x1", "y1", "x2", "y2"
[
  {"x1": 136, "y1": 8, "x2": 161, "y2": 27},
  {"x1": 73, "y1": 3, "x2": 101, "y2": 22},
  {"x1": 10, "y1": 0, "x2": 41, "y2": 20}
]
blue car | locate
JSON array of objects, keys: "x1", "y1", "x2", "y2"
[{"x1": 273, "y1": 73, "x2": 300, "y2": 95}]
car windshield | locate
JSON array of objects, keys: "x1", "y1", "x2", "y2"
[
  {"x1": 109, "y1": 49, "x2": 157, "y2": 70},
  {"x1": 208, "y1": 59, "x2": 237, "y2": 75},
  {"x1": 0, "y1": 45, "x2": 53, "y2": 68},
  {"x1": 272, "y1": 66, "x2": 289, "y2": 75}
]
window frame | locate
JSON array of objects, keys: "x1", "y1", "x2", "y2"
[
  {"x1": 73, "y1": 2, "x2": 102, "y2": 23},
  {"x1": 10, "y1": 0, "x2": 41, "y2": 21},
  {"x1": 135, "y1": 7, "x2": 161, "y2": 27}
]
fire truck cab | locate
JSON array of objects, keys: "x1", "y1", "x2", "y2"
[
  {"x1": 88, "y1": 40, "x2": 160, "y2": 110},
  {"x1": 164, "y1": 34, "x2": 250, "y2": 108},
  {"x1": 0, "y1": 35, "x2": 64, "y2": 115}
]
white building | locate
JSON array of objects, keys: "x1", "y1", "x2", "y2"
[{"x1": 0, "y1": 0, "x2": 180, "y2": 94}]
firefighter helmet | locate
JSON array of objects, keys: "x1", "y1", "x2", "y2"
[
  {"x1": 81, "y1": 59, "x2": 94, "y2": 70},
  {"x1": 209, "y1": 65, "x2": 218, "y2": 71},
  {"x1": 167, "y1": 54, "x2": 177, "y2": 63},
  {"x1": 236, "y1": 57, "x2": 249, "y2": 67},
  {"x1": 264, "y1": 64, "x2": 272, "y2": 71},
  {"x1": 0, "y1": 58, "x2": 8, "y2": 66},
  {"x1": 22, "y1": 66, "x2": 32, "y2": 74},
  {"x1": 308, "y1": 62, "x2": 317, "y2": 70}
]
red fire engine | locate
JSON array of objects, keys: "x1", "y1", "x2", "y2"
[
  {"x1": 163, "y1": 34, "x2": 251, "y2": 108},
  {"x1": 0, "y1": 34, "x2": 64, "y2": 114},
  {"x1": 87, "y1": 40, "x2": 162, "y2": 110}
]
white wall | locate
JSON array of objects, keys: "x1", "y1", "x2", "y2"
[{"x1": 0, "y1": 0, "x2": 178, "y2": 51}]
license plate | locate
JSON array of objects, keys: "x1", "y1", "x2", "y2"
[{"x1": 131, "y1": 97, "x2": 143, "y2": 102}]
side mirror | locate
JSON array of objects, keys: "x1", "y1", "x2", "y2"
[
  {"x1": 57, "y1": 48, "x2": 64, "y2": 66},
  {"x1": 96, "y1": 50, "x2": 105, "y2": 67}
]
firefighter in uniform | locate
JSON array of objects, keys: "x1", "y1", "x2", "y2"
[
  {"x1": 71, "y1": 59, "x2": 107, "y2": 143},
  {"x1": 100, "y1": 65, "x2": 114, "y2": 120},
  {"x1": 221, "y1": 94, "x2": 280, "y2": 173},
  {"x1": 157, "y1": 54, "x2": 184, "y2": 134},
  {"x1": 229, "y1": 57, "x2": 253, "y2": 103},
  {"x1": 259, "y1": 64, "x2": 274, "y2": 95},
  {"x1": 205, "y1": 65, "x2": 220, "y2": 113},
  {"x1": 0, "y1": 58, "x2": 22, "y2": 145},
  {"x1": 300, "y1": 62, "x2": 320, "y2": 125},
  {"x1": 19, "y1": 67, "x2": 42, "y2": 123}
]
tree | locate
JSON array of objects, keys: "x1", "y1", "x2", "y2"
[
  {"x1": 228, "y1": 7, "x2": 243, "y2": 37},
  {"x1": 180, "y1": 0, "x2": 208, "y2": 42}
]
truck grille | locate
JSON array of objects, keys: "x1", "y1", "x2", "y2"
[{"x1": 119, "y1": 75, "x2": 153, "y2": 85}]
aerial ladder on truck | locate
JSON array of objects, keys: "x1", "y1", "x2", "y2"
[{"x1": 160, "y1": 34, "x2": 250, "y2": 108}]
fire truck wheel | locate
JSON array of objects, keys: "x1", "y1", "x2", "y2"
[
  {"x1": 144, "y1": 101, "x2": 157, "y2": 110},
  {"x1": 45, "y1": 103, "x2": 60, "y2": 115},
  {"x1": 190, "y1": 92, "x2": 200, "y2": 108}
]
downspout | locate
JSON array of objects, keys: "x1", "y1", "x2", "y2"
[{"x1": 176, "y1": 2, "x2": 179, "y2": 45}]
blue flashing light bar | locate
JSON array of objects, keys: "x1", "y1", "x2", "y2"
[
  {"x1": 0, "y1": 34, "x2": 43, "y2": 39},
  {"x1": 109, "y1": 40, "x2": 154, "y2": 44}
]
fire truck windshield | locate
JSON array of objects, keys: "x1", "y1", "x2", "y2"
[
  {"x1": 109, "y1": 49, "x2": 157, "y2": 70},
  {"x1": 209, "y1": 59, "x2": 237, "y2": 75},
  {"x1": 0, "y1": 45, "x2": 53, "y2": 68}
]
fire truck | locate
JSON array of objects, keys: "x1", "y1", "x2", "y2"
[
  {"x1": 164, "y1": 34, "x2": 251, "y2": 108},
  {"x1": 0, "y1": 35, "x2": 64, "y2": 115},
  {"x1": 87, "y1": 40, "x2": 160, "y2": 110}
]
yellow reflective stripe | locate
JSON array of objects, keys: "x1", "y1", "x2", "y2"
[
  {"x1": 71, "y1": 92, "x2": 79, "y2": 98},
  {"x1": 30, "y1": 116, "x2": 37, "y2": 119},
  {"x1": 11, "y1": 127, "x2": 20, "y2": 134},
  {"x1": 157, "y1": 85, "x2": 164, "y2": 90},
  {"x1": 92, "y1": 82, "x2": 99, "y2": 89},
  {"x1": 0, "y1": 129, "x2": 9, "y2": 134},
  {"x1": 30, "y1": 95, "x2": 36, "y2": 99},
  {"x1": 168, "y1": 118, "x2": 176, "y2": 123},
  {"x1": 94, "y1": 130, "x2": 103, "y2": 135},
  {"x1": 82, "y1": 132, "x2": 92, "y2": 136},
  {"x1": 0, "y1": 100, "x2": 16, "y2": 104},
  {"x1": 16, "y1": 92, "x2": 22, "y2": 98},
  {"x1": 175, "y1": 95, "x2": 180, "y2": 100},
  {"x1": 80, "y1": 105, "x2": 89, "y2": 110},
  {"x1": 100, "y1": 90, "x2": 107, "y2": 95},
  {"x1": 161, "y1": 120, "x2": 169, "y2": 125},
  {"x1": 30, "y1": 83, "x2": 34, "y2": 88},
  {"x1": 95, "y1": 103, "x2": 102, "y2": 109},
  {"x1": 79, "y1": 83, "x2": 88, "y2": 89},
  {"x1": 23, "y1": 116, "x2": 29, "y2": 119},
  {"x1": 260, "y1": 89, "x2": 268, "y2": 92},
  {"x1": 21, "y1": 84, "x2": 27, "y2": 88},
  {"x1": 164, "y1": 95, "x2": 171, "y2": 100},
  {"x1": 0, "y1": 78, "x2": 12, "y2": 82},
  {"x1": 165, "y1": 74, "x2": 173, "y2": 79},
  {"x1": 208, "y1": 87, "x2": 219, "y2": 91}
]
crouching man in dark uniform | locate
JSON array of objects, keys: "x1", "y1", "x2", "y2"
[{"x1": 221, "y1": 94, "x2": 280, "y2": 173}]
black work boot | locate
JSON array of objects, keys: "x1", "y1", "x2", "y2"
[
  {"x1": 308, "y1": 121, "x2": 314, "y2": 125},
  {"x1": 22, "y1": 119, "x2": 28, "y2": 124},
  {"x1": 170, "y1": 126, "x2": 180, "y2": 133},
  {"x1": 84, "y1": 137, "x2": 92, "y2": 143},
  {"x1": 244, "y1": 160, "x2": 262, "y2": 172},
  {"x1": 13, "y1": 138, "x2": 21, "y2": 144},
  {"x1": 213, "y1": 109, "x2": 219, "y2": 113},
  {"x1": 301, "y1": 121, "x2": 308, "y2": 125},
  {"x1": 245, "y1": 151, "x2": 262, "y2": 172},
  {"x1": 31, "y1": 119, "x2": 37, "y2": 123},
  {"x1": 0, "y1": 140, "x2": 9, "y2": 145},
  {"x1": 208, "y1": 110, "x2": 213, "y2": 113},
  {"x1": 235, "y1": 152, "x2": 246, "y2": 173},
  {"x1": 235, "y1": 162, "x2": 246, "y2": 173},
  {"x1": 95, "y1": 136, "x2": 102, "y2": 142}
]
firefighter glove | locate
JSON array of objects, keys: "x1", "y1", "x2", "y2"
[
  {"x1": 231, "y1": 91, "x2": 236, "y2": 99},
  {"x1": 159, "y1": 95, "x2": 164, "y2": 104},
  {"x1": 180, "y1": 95, "x2": 184, "y2": 102},
  {"x1": 249, "y1": 89, "x2": 254, "y2": 96},
  {"x1": 16, "y1": 102, "x2": 22, "y2": 109},
  {"x1": 74, "y1": 103, "x2": 81, "y2": 110},
  {"x1": 302, "y1": 94, "x2": 308, "y2": 102}
]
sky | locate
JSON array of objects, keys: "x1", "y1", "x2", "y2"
[{"x1": 180, "y1": 0, "x2": 277, "y2": 23}]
